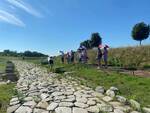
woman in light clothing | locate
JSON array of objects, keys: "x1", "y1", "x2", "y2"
[{"x1": 103, "y1": 45, "x2": 109, "y2": 68}]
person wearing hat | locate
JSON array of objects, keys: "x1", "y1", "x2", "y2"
[
  {"x1": 97, "y1": 45, "x2": 103, "y2": 69},
  {"x1": 48, "y1": 56, "x2": 54, "y2": 70}
]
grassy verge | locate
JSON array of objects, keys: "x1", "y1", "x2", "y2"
[
  {"x1": 73, "y1": 65, "x2": 150, "y2": 106},
  {"x1": 0, "y1": 83, "x2": 15, "y2": 113},
  {"x1": 51, "y1": 63, "x2": 150, "y2": 106},
  {"x1": 0, "y1": 57, "x2": 7, "y2": 72}
]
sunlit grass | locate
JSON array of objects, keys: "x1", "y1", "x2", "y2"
[{"x1": 0, "y1": 84, "x2": 15, "y2": 113}]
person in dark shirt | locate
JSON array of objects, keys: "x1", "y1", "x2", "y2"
[{"x1": 97, "y1": 45, "x2": 103, "y2": 69}]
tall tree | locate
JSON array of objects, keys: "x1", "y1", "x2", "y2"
[
  {"x1": 90, "y1": 33, "x2": 102, "y2": 47},
  {"x1": 132, "y1": 22, "x2": 150, "y2": 45}
]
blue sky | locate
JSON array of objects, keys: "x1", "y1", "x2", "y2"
[{"x1": 0, "y1": 0, "x2": 150, "y2": 55}]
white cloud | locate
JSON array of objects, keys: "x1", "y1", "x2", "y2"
[
  {"x1": 6, "y1": 0, "x2": 42, "y2": 18},
  {"x1": 0, "y1": 10, "x2": 25, "y2": 27}
]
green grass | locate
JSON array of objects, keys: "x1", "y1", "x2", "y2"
[
  {"x1": 0, "y1": 57, "x2": 7, "y2": 72},
  {"x1": 0, "y1": 83, "x2": 15, "y2": 113},
  {"x1": 74, "y1": 67, "x2": 150, "y2": 106}
]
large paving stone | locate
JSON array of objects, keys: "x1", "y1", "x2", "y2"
[
  {"x1": 40, "y1": 93, "x2": 49, "y2": 100},
  {"x1": 116, "y1": 95, "x2": 127, "y2": 104},
  {"x1": 15, "y1": 106, "x2": 32, "y2": 113},
  {"x1": 7, "y1": 104, "x2": 20, "y2": 113},
  {"x1": 129, "y1": 99, "x2": 141, "y2": 111},
  {"x1": 47, "y1": 102, "x2": 58, "y2": 111},
  {"x1": 73, "y1": 107, "x2": 88, "y2": 113},
  {"x1": 86, "y1": 106, "x2": 100, "y2": 113},
  {"x1": 106, "y1": 89, "x2": 115, "y2": 98},
  {"x1": 74, "y1": 102, "x2": 89, "y2": 108},
  {"x1": 55, "y1": 107, "x2": 72, "y2": 113},
  {"x1": 95, "y1": 86, "x2": 105, "y2": 94},
  {"x1": 103, "y1": 96, "x2": 113, "y2": 102},
  {"x1": 23, "y1": 101, "x2": 37, "y2": 108},
  {"x1": 33, "y1": 108, "x2": 49, "y2": 113},
  {"x1": 76, "y1": 97, "x2": 88, "y2": 104},
  {"x1": 97, "y1": 104, "x2": 113, "y2": 112},
  {"x1": 36, "y1": 101, "x2": 49, "y2": 109},
  {"x1": 114, "y1": 109, "x2": 125, "y2": 113},
  {"x1": 87, "y1": 100, "x2": 96, "y2": 106},
  {"x1": 59, "y1": 102, "x2": 74, "y2": 107}
]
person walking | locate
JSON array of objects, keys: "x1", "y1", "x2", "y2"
[
  {"x1": 66, "y1": 52, "x2": 70, "y2": 64},
  {"x1": 103, "y1": 45, "x2": 109, "y2": 68},
  {"x1": 97, "y1": 45, "x2": 103, "y2": 69},
  {"x1": 60, "y1": 51, "x2": 65, "y2": 64},
  {"x1": 77, "y1": 48, "x2": 82, "y2": 63},
  {"x1": 70, "y1": 50, "x2": 75, "y2": 63},
  {"x1": 81, "y1": 46, "x2": 88, "y2": 63},
  {"x1": 48, "y1": 56, "x2": 54, "y2": 70}
]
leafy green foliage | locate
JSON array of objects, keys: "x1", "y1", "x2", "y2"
[
  {"x1": 80, "y1": 32, "x2": 102, "y2": 49},
  {"x1": 132, "y1": 22, "x2": 150, "y2": 45},
  {"x1": 0, "y1": 50, "x2": 47, "y2": 57},
  {"x1": 23, "y1": 51, "x2": 47, "y2": 57},
  {"x1": 90, "y1": 33, "x2": 102, "y2": 47},
  {"x1": 80, "y1": 40, "x2": 91, "y2": 49}
]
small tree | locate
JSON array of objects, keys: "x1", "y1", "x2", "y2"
[
  {"x1": 90, "y1": 33, "x2": 102, "y2": 47},
  {"x1": 132, "y1": 22, "x2": 150, "y2": 45}
]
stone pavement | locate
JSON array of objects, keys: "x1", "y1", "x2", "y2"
[{"x1": 7, "y1": 61, "x2": 150, "y2": 113}]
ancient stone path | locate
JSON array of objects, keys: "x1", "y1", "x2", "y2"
[{"x1": 7, "y1": 61, "x2": 149, "y2": 113}]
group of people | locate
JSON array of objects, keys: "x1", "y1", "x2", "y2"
[
  {"x1": 59, "y1": 46, "x2": 88, "y2": 64},
  {"x1": 60, "y1": 50, "x2": 75, "y2": 64},
  {"x1": 47, "y1": 44, "x2": 109, "y2": 70},
  {"x1": 77, "y1": 46, "x2": 88, "y2": 63}
]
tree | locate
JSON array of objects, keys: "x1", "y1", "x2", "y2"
[
  {"x1": 80, "y1": 40, "x2": 91, "y2": 49},
  {"x1": 132, "y1": 22, "x2": 150, "y2": 45},
  {"x1": 90, "y1": 33, "x2": 102, "y2": 47}
]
